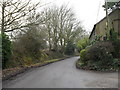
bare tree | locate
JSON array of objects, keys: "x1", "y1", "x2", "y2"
[
  {"x1": 43, "y1": 5, "x2": 85, "y2": 52},
  {"x1": 0, "y1": 0, "x2": 40, "y2": 34}
]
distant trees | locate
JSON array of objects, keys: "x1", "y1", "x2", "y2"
[
  {"x1": 65, "y1": 41, "x2": 75, "y2": 55},
  {"x1": 42, "y1": 5, "x2": 85, "y2": 53},
  {"x1": 1, "y1": 1, "x2": 87, "y2": 68}
]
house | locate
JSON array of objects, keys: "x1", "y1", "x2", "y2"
[{"x1": 89, "y1": 8, "x2": 120, "y2": 41}]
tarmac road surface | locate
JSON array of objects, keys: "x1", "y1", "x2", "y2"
[{"x1": 3, "y1": 56, "x2": 118, "y2": 88}]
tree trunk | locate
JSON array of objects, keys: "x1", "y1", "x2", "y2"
[
  {"x1": 1, "y1": 3, "x2": 5, "y2": 34},
  {"x1": 48, "y1": 30, "x2": 52, "y2": 51}
]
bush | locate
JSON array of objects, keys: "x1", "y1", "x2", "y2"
[
  {"x1": 95, "y1": 41, "x2": 115, "y2": 54},
  {"x1": 77, "y1": 38, "x2": 89, "y2": 51},
  {"x1": 78, "y1": 41, "x2": 115, "y2": 70},
  {"x1": 109, "y1": 29, "x2": 120, "y2": 58},
  {"x1": 87, "y1": 44, "x2": 113, "y2": 70},
  {"x1": 112, "y1": 39, "x2": 120, "y2": 58},
  {"x1": 80, "y1": 49, "x2": 88, "y2": 65},
  {"x1": 112, "y1": 59, "x2": 120, "y2": 70},
  {"x1": 11, "y1": 29, "x2": 47, "y2": 67},
  {"x1": 89, "y1": 35, "x2": 101, "y2": 45},
  {"x1": 1, "y1": 33, "x2": 12, "y2": 69}
]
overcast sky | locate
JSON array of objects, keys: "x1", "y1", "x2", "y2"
[{"x1": 39, "y1": 0, "x2": 106, "y2": 32}]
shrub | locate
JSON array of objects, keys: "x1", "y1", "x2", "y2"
[
  {"x1": 78, "y1": 41, "x2": 115, "y2": 70},
  {"x1": 87, "y1": 44, "x2": 113, "y2": 70},
  {"x1": 109, "y1": 29, "x2": 120, "y2": 58},
  {"x1": 89, "y1": 35, "x2": 101, "y2": 45},
  {"x1": 44, "y1": 50, "x2": 63, "y2": 60},
  {"x1": 112, "y1": 58, "x2": 120, "y2": 70},
  {"x1": 95, "y1": 41, "x2": 115, "y2": 54},
  {"x1": 80, "y1": 49, "x2": 88, "y2": 65},
  {"x1": 12, "y1": 29, "x2": 47, "y2": 67},
  {"x1": 77, "y1": 38, "x2": 89, "y2": 51},
  {"x1": 23, "y1": 56, "x2": 33, "y2": 66},
  {"x1": 112, "y1": 39, "x2": 120, "y2": 58}
]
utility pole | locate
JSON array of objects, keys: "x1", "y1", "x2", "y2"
[{"x1": 105, "y1": 0, "x2": 109, "y2": 38}]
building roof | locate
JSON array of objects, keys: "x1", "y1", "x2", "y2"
[{"x1": 89, "y1": 24, "x2": 96, "y2": 39}]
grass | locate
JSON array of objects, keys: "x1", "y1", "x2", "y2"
[
  {"x1": 44, "y1": 59, "x2": 59, "y2": 63},
  {"x1": 2, "y1": 57, "x2": 69, "y2": 80}
]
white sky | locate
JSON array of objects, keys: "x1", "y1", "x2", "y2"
[{"x1": 39, "y1": 0, "x2": 106, "y2": 32}]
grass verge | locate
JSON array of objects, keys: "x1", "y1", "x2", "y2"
[{"x1": 2, "y1": 56, "x2": 71, "y2": 81}]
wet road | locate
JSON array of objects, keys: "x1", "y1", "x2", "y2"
[{"x1": 3, "y1": 56, "x2": 118, "y2": 88}]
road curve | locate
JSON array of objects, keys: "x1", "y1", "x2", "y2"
[{"x1": 3, "y1": 56, "x2": 118, "y2": 88}]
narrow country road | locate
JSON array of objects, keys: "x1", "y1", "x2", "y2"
[{"x1": 3, "y1": 57, "x2": 118, "y2": 88}]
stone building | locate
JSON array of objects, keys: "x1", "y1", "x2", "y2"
[{"x1": 89, "y1": 8, "x2": 120, "y2": 40}]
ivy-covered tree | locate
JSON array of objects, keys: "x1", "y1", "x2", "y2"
[
  {"x1": 102, "y1": 1, "x2": 120, "y2": 11},
  {"x1": 0, "y1": 34, "x2": 2, "y2": 69},
  {"x1": 2, "y1": 33, "x2": 12, "y2": 69}
]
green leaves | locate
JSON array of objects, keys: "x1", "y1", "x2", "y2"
[
  {"x1": 77, "y1": 37, "x2": 89, "y2": 50},
  {"x1": 1, "y1": 33, "x2": 12, "y2": 69},
  {"x1": 89, "y1": 35, "x2": 101, "y2": 45},
  {"x1": 102, "y1": 2, "x2": 119, "y2": 11},
  {"x1": 103, "y1": 2, "x2": 116, "y2": 9},
  {"x1": 76, "y1": 41, "x2": 119, "y2": 71}
]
